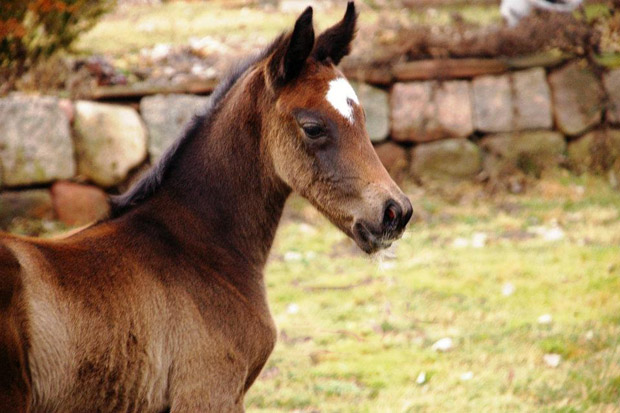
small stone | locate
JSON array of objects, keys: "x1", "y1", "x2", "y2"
[
  {"x1": 411, "y1": 139, "x2": 482, "y2": 182},
  {"x1": 452, "y1": 237, "x2": 469, "y2": 248},
  {"x1": 548, "y1": 61, "x2": 604, "y2": 136},
  {"x1": 512, "y1": 68, "x2": 553, "y2": 130},
  {"x1": 543, "y1": 353, "x2": 561, "y2": 368},
  {"x1": 502, "y1": 282, "x2": 515, "y2": 296},
  {"x1": 0, "y1": 94, "x2": 75, "y2": 186},
  {"x1": 74, "y1": 101, "x2": 148, "y2": 187},
  {"x1": 537, "y1": 314, "x2": 553, "y2": 324},
  {"x1": 542, "y1": 226, "x2": 564, "y2": 241},
  {"x1": 471, "y1": 232, "x2": 487, "y2": 248},
  {"x1": 287, "y1": 303, "x2": 299, "y2": 314},
  {"x1": 351, "y1": 82, "x2": 389, "y2": 142},
  {"x1": 284, "y1": 251, "x2": 303, "y2": 262},
  {"x1": 472, "y1": 74, "x2": 513, "y2": 133},
  {"x1": 51, "y1": 181, "x2": 109, "y2": 226},
  {"x1": 460, "y1": 371, "x2": 474, "y2": 381},
  {"x1": 432, "y1": 337, "x2": 454, "y2": 352},
  {"x1": 416, "y1": 371, "x2": 427, "y2": 385},
  {"x1": 0, "y1": 190, "x2": 54, "y2": 229},
  {"x1": 603, "y1": 69, "x2": 620, "y2": 125},
  {"x1": 373, "y1": 142, "x2": 408, "y2": 183},
  {"x1": 140, "y1": 94, "x2": 210, "y2": 162}
]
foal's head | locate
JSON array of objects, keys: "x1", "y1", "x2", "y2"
[{"x1": 261, "y1": 2, "x2": 412, "y2": 254}]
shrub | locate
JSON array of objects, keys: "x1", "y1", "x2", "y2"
[{"x1": 0, "y1": 0, "x2": 115, "y2": 86}]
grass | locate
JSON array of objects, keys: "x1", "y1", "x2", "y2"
[
  {"x1": 75, "y1": 2, "x2": 378, "y2": 56},
  {"x1": 74, "y1": 1, "x2": 504, "y2": 57},
  {"x1": 244, "y1": 174, "x2": 620, "y2": 412}
]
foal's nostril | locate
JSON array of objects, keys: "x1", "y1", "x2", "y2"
[
  {"x1": 382, "y1": 201, "x2": 401, "y2": 230},
  {"x1": 402, "y1": 197, "x2": 413, "y2": 226}
]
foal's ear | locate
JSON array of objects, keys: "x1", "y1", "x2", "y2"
[
  {"x1": 312, "y1": 2, "x2": 357, "y2": 65},
  {"x1": 267, "y1": 6, "x2": 315, "y2": 87}
]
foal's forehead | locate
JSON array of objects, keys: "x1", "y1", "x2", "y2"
[{"x1": 281, "y1": 63, "x2": 362, "y2": 126}]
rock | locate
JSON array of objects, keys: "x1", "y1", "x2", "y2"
[
  {"x1": 537, "y1": 314, "x2": 553, "y2": 324},
  {"x1": 472, "y1": 74, "x2": 513, "y2": 133},
  {"x1": 435, "y1": 81, "x2": 474, "y2": 139},
  {"x1": 481, "y1": 131, "x2": 566, "y2": 177},
  {"x1": 373, "y1": 142, "x2": 408, "y2": 183},
  {"x1": 431, "y1": 337, "x2": 454, "y2": 352},
  {"x1": 0, "y1": 95, "x2": 75, "y2": 186},
  {"x1": 140, "y1": 94, "x2": 210, "y2": 162},
  {"x1": 603, "y1": 69, "x2": 620, "y2": 125},
  {"x1": 548, "y1": 61, "x2": 604, "y2": 136},
  {"x1": 543, "y1": 353, "x2": 561, "y2": 368},
  {"x1": 411, "y1": 139, "x2": 482, "y2": 181},
  {"x1": 512, "y1": 68, "x2": 553, "y2": 130},
  {"x1": 0, "y1": 189, "x2": 54, "y2": 229},
  {"x1": 391, "y1": 82, "x2": 435, "y2": 142},
  {"x1": 74, "y1": 101, "x2": 148, "y2": 187},
  {"x1": 567, "y1": 129, "x2": 620, "y2": 174},
  {"x1": 51, "y1": 181, "x2": 110, "y2": 226},
  {"x1": 391, "y1": 81, "x2": 473, "y2": 142},
  {"x1": 351, "y1": 82, "x2": 389, "y2": 142}
]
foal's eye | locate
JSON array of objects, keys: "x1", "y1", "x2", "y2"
[{"x1": 302, "y1": 124, "x2": 325, "y2": 139}]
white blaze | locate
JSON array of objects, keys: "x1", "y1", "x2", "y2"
[{"x1": 326, "y1": 77, "x2": 359, "y2": 124}]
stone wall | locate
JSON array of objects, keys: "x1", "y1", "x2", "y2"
[{"x1": 1, "y1": 59, "x2": 619, "y2": 229}]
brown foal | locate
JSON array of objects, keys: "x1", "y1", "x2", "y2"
[{"x1": 0, "y1": 3, "x2": 412, "y2": 411}]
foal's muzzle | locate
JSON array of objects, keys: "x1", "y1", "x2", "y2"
[{"x1": 352, "y1": 196, "x2": 413, "y2": 254}]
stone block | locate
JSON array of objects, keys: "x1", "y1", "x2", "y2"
[
  {"x1": 74, "y1": 101, "x2": 148, "y2": 187},
  {"x1": 140, "y1": 94, "x2": 210, "y2": 162},
  {"x1": 435, "y1": 81, "x2": 474, "y2": 139},
  {"x1": 548, "y1": 61, "x2": 604, "y2": 136},
  {"x1": 0, "y1": 94, "x2": 75, "y2": 186},
  {"x1": 472, "y1": 74, "x2": 513, "y2": 133},
  {"x1": 351, "y1": 82, "x2": 389, "y2": 142},
  {"x1": 481, "y1": 131, "x2": 566, "y2": 177},
  {"x1": 374, "y1": 142, "x2": 408, "y2": 183},
  {"x1": 604, "y1": 69, "x2": 620, "y2": 125},
  {"x1": 391, "y1": 81, "x2": 473, "y2": 142},
  {"x1": 512, "y1": 68, "x2": 553, "y2": 130},
  {"x1": 567, "y1": 129, "x2": 620, "y2": 174},
  {"x1": 411, "y1": 139, "x2": 482, "y2": 181},
  {"x1": 51, "y1": 181, "x2": 110, "y2": 226},
  {"x1": 391, "y1": 82, "x2": 435, "y2": 142}
]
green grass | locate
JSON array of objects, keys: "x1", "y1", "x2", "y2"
[
  {"x1": 245, "y1": 175, "x2": 620, "y2": 412},
  {"x1": 75, "y1": 2, "x2": 379, "y2": 56},
  {"x1": 75, "y1": 1, "x2": 504, "y2": 57}
]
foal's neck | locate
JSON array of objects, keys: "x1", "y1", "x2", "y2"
[{"x1": 131, "y1": 70, "x2": 289, "y2": 282}]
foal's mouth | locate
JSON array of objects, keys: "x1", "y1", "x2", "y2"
[{"x1": 352, "y1": 221, "x2": 403, "y2": 254}]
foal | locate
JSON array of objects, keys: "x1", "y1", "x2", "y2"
[{"x1": 0, "y1": 3, "x2": 412, "y2": 411}]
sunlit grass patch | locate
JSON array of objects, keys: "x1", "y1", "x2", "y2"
[{"x1": 250, "y1": 175, "x2": 620, "y2": 412}]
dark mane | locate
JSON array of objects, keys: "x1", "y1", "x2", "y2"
[{"x1": 108, "y1": 36, "x2": 285, "y2": 218}]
